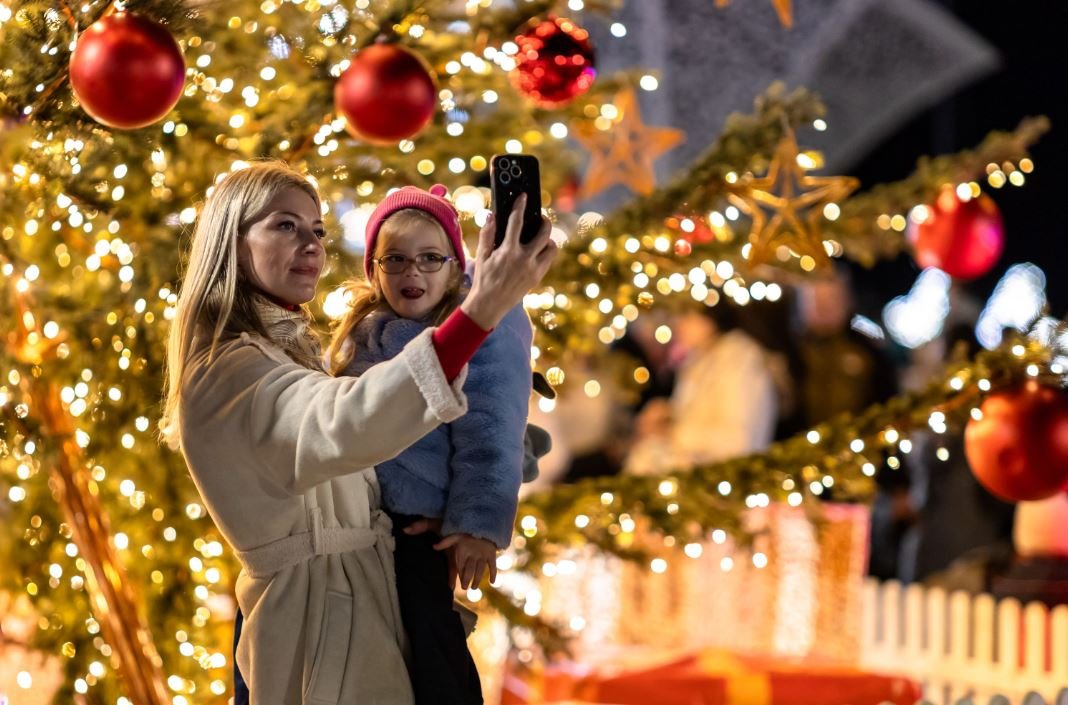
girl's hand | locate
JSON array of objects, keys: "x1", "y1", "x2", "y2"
[
  {"x1": 461, "y1": 195, "x2": 558, "y2": 330},
  {"x1": 434, "y1": 533, "x2": 498, "y2": 589}
]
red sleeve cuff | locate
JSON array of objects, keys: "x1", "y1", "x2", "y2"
[{"x1": 432, "y1": 309, "x2": 491, "y2": 383}]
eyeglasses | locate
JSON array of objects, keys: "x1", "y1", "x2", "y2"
[{"x1": 373, "y1": 253, "x2": 457, "y2": 274}]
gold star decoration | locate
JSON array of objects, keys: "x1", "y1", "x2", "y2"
[
  {"x1": 574, "y1": 87, "x2": 685, "y2": 199},
  {"x1": 715, "y1": 0, "x2": 793, "y2": 28},
  {"x1": 727, "y1": 129, "x2": 858, "y2": 270}
]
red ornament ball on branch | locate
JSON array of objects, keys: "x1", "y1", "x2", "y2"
[
  {"x1": 511, "y1": 16, "x2": 597, "y2": 108},
  {"x1": 335, "y1": 43, "x2": 437, "y2": 144},
  {"x1": 908, "y1": 189, "x2": 1004, "y2": 279},
  {"x1": 964, "y1": 381, "x2": 1068, "y2": 502},
  {"x1": 69, "y1": 12, "x2": 186, "y2": 130}
]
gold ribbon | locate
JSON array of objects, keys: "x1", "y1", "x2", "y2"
[
  {"x1": 9, "y1": 291, "x2": 169, "y2": 705},
  {"x1": 696, "y1": 649, "x2": 772, "y2": 705}
]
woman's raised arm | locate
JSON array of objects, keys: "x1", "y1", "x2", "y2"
[{"x1": 180, "y1": 329, "x2": 467, "y2": 496}]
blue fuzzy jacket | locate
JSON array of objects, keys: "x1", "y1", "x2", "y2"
[{"x1": 342, "y1": 304, "x2": 533, "y2": 548}]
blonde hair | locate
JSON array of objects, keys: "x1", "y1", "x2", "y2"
[
  {"x1": 160, "y1": 160, "x2": 322, "y2": 448},
  {"x1": 326, "y1": 208, "x2": 464, "y2": 374}
]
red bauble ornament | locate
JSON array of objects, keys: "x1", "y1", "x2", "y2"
[
  {"x1": 908, "y1": 189, "x2": 1004, "y2": 279},
  {"x1": 69, "y1": 13, "x2": 185, "y2": 130},
  {"x1": 511, "y1": 16, "x2": 596, "y2": 108},
  {"x1": 964, "y1": 381, "x2": 1068, "y2": 502},
  {"x1": 335, "y1": 44, "x2": 437, "y2": 144},
  {"x1": 553, "y1": 172, "x2": 581, "y2": 213}
]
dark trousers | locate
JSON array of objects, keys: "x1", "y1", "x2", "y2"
[
  {"x1": 390, "y1": 512, "x2": 483, "y2": 705},
  {"x1": 233, "y1": 608, "x2": 249, "y2": 705},
  {"x1": 232, "y1": 515, "x2": 482, "y2": 705}
]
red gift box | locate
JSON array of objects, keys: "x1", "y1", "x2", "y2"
[{"x1": 503, "y1": 648, "x2": 921, "y2": 705}]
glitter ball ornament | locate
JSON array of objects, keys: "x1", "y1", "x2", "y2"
[
  {"x1": 335, "y1": 43, "x2": 437, "y2": 144},
  {"x1": 69, "y1": 12, "x2": 185, "y2": 129},
  {"x1": 511, "y1": 16, "x2": 596, "y2": 108}
]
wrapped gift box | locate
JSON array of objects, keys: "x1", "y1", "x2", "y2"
[{"x1": 502, "y1": 647, "x2": 921, "y2": 705}]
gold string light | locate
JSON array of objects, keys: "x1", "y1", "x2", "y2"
[
  {"x1": 488, "y1": 323, "x2": 1067, "y2": 649},
  {"x1": 0, "y1": 0, "x2": 1052, "y2": 692}
]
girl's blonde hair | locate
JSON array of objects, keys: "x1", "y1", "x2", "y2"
[
  {"x1": 326, "y1": 208, "x2": 464, "y2": 374},
  {"x1": 161, "y1": 160, "x2": 322, "y2": 448}
]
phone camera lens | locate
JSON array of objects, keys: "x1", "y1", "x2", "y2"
[
  {"x1": 509, "y1": 165, "x2": 522, "y2": 177},
  {"x1": 499, "y1": 172, "x2": 511, "y2": 184},
  {"x1": 497, "y1": 158, "x2": 510, "y2": 170}
]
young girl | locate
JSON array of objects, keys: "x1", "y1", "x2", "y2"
[{"x1": 328, "y1": 184, "x2": 534, "y2": 704}]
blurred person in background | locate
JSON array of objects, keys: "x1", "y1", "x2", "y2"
[
  {"x1": 793, "y1": 267, "x2": 908, "y2": 580},
  {"x1": 626, "y1": 299, "x2": 778, "y2": 473}
]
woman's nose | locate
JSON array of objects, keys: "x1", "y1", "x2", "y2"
[{"x1": 299, "y1": 230, "x2": 323, "y2": 252}]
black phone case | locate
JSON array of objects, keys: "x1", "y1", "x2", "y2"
[{"x1": 491, "y1": 154, "x2": 542, "y2": 246}]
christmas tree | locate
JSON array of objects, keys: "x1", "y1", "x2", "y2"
[{"x1": 0, "y1": 0, "x2": 1060, "y2": 703}]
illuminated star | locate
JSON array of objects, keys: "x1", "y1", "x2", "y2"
[
  {"x1": 727, "y1": 129, "x2": 858, "y2": 270},
  {"x1": 574, "y1": 88, "x2": 685, "y2": 199},
  {"x1": 715, "y1": 0, "x2": 793, "y2": 28}
]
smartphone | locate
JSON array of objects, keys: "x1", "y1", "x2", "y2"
[{"x1": 490, "y1": 153, "x2": 542, "y2": 247}]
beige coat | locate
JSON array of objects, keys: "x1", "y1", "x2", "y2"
[{"x1": 178, "y1": 328, "x2": 468, "y2": 705}]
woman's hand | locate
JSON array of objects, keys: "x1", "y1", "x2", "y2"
[
  {"x1": 461, "y1": 195, "x2": 558, "y2": 330},
  {"x1": 434, "y1": 533, "x2": 498, "y2": 589}
]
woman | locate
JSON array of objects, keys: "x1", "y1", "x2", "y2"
[{"x1": 160, "y1": 161, "x2": 555, "y2": 705}]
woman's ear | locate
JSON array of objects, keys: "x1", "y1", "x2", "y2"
[{"x1": 235, "y1": 235, "x2": 250, "y2": 275}]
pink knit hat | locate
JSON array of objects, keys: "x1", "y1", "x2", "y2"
[{"x1": 363, "y1": 184, "x2": 464, "y2": 280}]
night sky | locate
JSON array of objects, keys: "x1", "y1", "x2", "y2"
[{"x1": 848, "y1": 1, "x2": 1068, "y2": 318}]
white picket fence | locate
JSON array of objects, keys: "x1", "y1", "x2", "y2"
[{"x1": 860, "y1": 579, "x2": 1068, "y2": 704}]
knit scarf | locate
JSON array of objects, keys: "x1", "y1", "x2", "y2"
[{"x1": 251, "y1": 293, "x2": 324, "y2": 370}]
